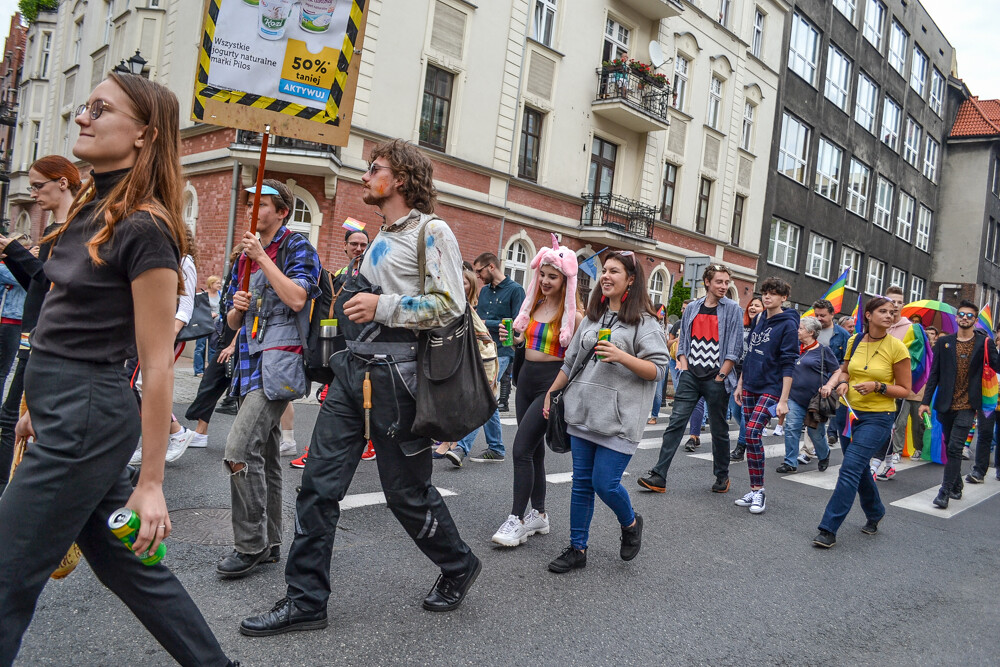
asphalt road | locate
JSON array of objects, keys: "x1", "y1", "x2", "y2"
[{"x1": 13, "y1": 367, "x2": 1000, "y2": 666}]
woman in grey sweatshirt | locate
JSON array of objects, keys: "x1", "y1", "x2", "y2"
[{"x1": 542, "y1": 252, "x2": 669, "y2": 574}]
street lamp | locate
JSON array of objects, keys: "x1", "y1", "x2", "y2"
[{"x1": 113, "y1": 50, "x2": 148, "y2": 77}]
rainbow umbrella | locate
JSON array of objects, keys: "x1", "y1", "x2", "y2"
[{"x1": 901, "y1": 300, "x2": 958, "y2": 335}]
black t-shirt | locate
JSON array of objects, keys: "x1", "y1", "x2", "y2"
[{"x1": 32, "y1": 169, "x2": 180, "y2": 363}]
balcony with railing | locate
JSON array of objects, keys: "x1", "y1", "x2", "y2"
[
  {"x1": 618, "y1": 0, "x2": 684, "y2": 20},
  {"x1": 580, "y1": 192, "x2": 657, "y2": 241},
  {"x1": 592, "y1": 65, "x2": 671, "y2": 133},
  {"x1": 234, "y1": 129, "x2": 340, "y2": 157}
]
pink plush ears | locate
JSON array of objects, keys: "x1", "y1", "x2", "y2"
[{"x1": 551, "y1": 233, "x2": 560, "y2": 250}]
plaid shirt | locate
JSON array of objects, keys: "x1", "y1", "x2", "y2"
[{"x1": 225, "y1": 227, "x2": 321, "y2": 397}]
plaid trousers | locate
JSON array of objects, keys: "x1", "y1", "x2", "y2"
[{"x1": 742, "y1": 391, "x2": 779, "y2": 489}]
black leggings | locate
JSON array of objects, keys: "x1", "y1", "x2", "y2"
[{"x1": 511, "y1": 359, "x2": 563, "y2": 518}]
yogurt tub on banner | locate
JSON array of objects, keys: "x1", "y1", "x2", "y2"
[
  {"x1": 300, "y1": 0, "x2": 337, "y2": 33},
  {"x1": 258, "y1": 0, "x2": 295, "y2": 40}
]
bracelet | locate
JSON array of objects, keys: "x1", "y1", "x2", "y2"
[
  {"x1": 876, "y1": 382, "x2": 887, "y2": 395},
  {"x1": 837, "y1": 381, "x2": 848, "y2": 387}
]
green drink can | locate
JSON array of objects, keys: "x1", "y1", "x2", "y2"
[
  {"x1": 597, "y1": 328, "x2": 612, "y2": 358},
  {"x1": 922, "y1": 412, "x2": 932, "y2": 429},
  {"x1": 501, "y1": 318, "x2": 514, "y2": 346},
  {"x1": 108, "y1": 507, "x2": 166, "y2": 566}
]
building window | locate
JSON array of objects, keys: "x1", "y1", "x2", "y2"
[
  {"x1": 896, "y1": 191, "x2": 914, "y2": 242},
  {"x1": 923, "y1": 136, "x2": 939, "y2": 182},
  {"x1": 880, "y1": 96, "x2": 901, "y2": 151},
  {"x1": 518, "y1": 107, "x2": 542, "y2": 182},
  {"x1": 751, "y1": 9, "x2": 764, "y2": 58},
  {"x1": 846, "y1": 158, "x2": 871, "y2": 217},
  {"x1": 814, "y1": 139, "x2": 844, "y2": 202},
  {"x1": 707, "y1": 77, "x2": 723, "y2": 130},
  {"x1": 183, "y1": 191, "x2": 197, "y2": 232},
  {"x1": 806, "y1": 233, "x2": 834, "y2": 280},
  {"x1": 873, "y1": 176, "x2": 894, "y2": 230},
  {"x1": 863, "y1": 0, "x2": 885, "y2": 51},
  {"x1": 841, "y1": 246, "x2": 862, "y2": 290},
  {"x1": 910, "y1": 46, "x2": 928, "y2": 96},
  {"x1": 671, "y1": 56, "x2": 689, "y2": 111},
  {"x1": 104, "y1": 1, "x2": 114, "y2": 44},
  {"x1": 741, "y1": 102, "x2": 755, "y2": 151},
  {"x1": 661, "y1": 162, "x2": 677, "y2": 223},
  {"x1": 768, "y1": 219, "x2": 800, "y2": 270},
  {"x1": 916, "y1": 205, "x2": 932, "y2": 252},
  {"x1": 30, "y1": 121, "x2": 40, "y2": 162},
  {"x1": 788, "y1": 12, "x2": 820, "y2": 86},
  {"x1": 989, "y1": 219, "x2": 997, "y2": 263},
  {"x1": 73, "y1": 18, "x2": 84, "y2": 63},
  {"x1": 587, "y1": 136, "x2": 617, "y2": 195},
  {"x1": 866, "y1": 258, "x2": 885, "y2": 296},
  {"x1": 603, "y1": 17, "x2": 630, "y2": 61},
  {"x1": 40, "y1": 31, "x2": 51, "y2": 78},
  {"x1": 648, "y1": 270, "x2": 667, "y2": 306},
  {"x1": 731, "y1": 194, "x2": 745, "y2": 246},
  {"x1": 888, "y1": 21, "x2": 907, "y2": 74},
  {"x1": 504, "y1": 240, "x2": 530, "y2": 288},
  {"x1": 532, "y1": 0, "x2": 557, "y2": 47},
  {"x1": 577, "y1": 268, "x2": 592, "y2": 305},
  {"x1": 695, "y1": 177, "x2": 712, "y2": 234},
  {"x1": 889, "y1": 267, "x2": 907, "y2": 292},
  {"x1": 419, "y1": 65, "x2": 453, "y2": 151},
  {"x1": 929, "y1": 69, "x2": 945, "y2": 116},
  {"x1": 910, "y1": 276, "x2": 925, "y2": 302},
  {"x1": 288, "y1": 196, "x2": 313, "y2": 236},
  {"x1": 903, "y1": 117, "x2": 922, "y2": 167},
  {"x1": 824, "y1": 45, "x2": 851, "y2": 111},
  {"x1": 854, "y1": 72, "x2": 878, "y2": 134},
  {"x1": 993, "y1": 157, "x2": 1000, "y2": 197},
  {"x1": 834, "y1": 0, "x2": 856, "y2": 22},
  {"x1": 719, "y1": 0, "x2": 733, "y2": 27},
  {"x1": 778, "y1": 112, "x2": 810, "y2": 185}
]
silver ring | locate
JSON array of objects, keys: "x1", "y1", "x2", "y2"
[{"x1": 158, "y1": 524, "x2": 166, "y2": 529}]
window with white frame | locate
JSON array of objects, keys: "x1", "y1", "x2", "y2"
[
  {"x1": 924, "y1": 136, "x2": 939, "y2": 182},
  {"x1": 778, "y1": 112, "x2": 810, "y2": 184},
  {"x1": 707, "y1": 76, "x2": 723, "y2": 130},
  {"x1": 30, "y1": 121, "x2": 40, "y2": 162},
  {"x1": 741, "y1": 102, "x2": 755, "y2": 151},
  {"x1": 888, "y1": 21, "x2": 907, "y2": 74},
  {"x1": 880, "y1": 96, "x2": 901, "y2": 150},
  {"x1": 890, "y1": 267, "x2": 907, "y2": 292},
  {"x1": 873, "y1": 176, "x2": 894, "y2": 230},
  {"x1": 504, "y1": 239, "x2": 530, "y2": 287},
  {"x1": 910, "y1": 276, "x2": 925, "y2": 302},
  {"x1": 854, "y1": 72, "x2": 878, "y2": 134},
  {"x1": 768, "y1": 219, "x2": 800, "y2": 270},
  {"x1": 532, "y1": 0, "x2": 557, "y2": 47},
  {"x1": 671, "y1": 56, "x2": 689, "y2": 111},
  {"x1": 183, "y1": 191, "x2": 197, "y2": 232},
  {"x1": 994, "y1": 157, "x2": 1000, "y2": 197},
  {"x1": 824, "y1": 45, "x2": 851, "y2": 111},
  {"x1": 929, "y1": 68, "x2": 944, "y2": 116},
  {"x1": 910, "y1": 46, "x2": 927, "y2": 96},
  {"x1": 834, "y1": 0, "x2": 856, "y2": 22},
  {"x1": 806, "y1": 233, "x2": 834, "y2": 280},
  {"x1": 719, "y1": 0, "x2": 732, "y2": 27},
  {"x1": 752, "y1": 9, "x2": 764, "y2": 58},
  {"x1": 288, "y1": 197, "x2": 313, "y2": 237},
  {"x1": 815, "y1": 138, "x2": 844, "y2": 202},
  {"x1": 904, "y1": 117, "x2": 922, "y2": 167},
  {"x1": 916, "y1": 205, "x2": 932, "y2": 252},
  {"x1": 648, "y1": 270, "x2": 667, "y2": 307},
  {"x1": 841, "y1": 246, "x2": 862, "y2": 290},
  {"x1": 40, "y1": 32, "x2": 51, "y2": 78},
  {"x1": 866, "y1": 258, "x2": 885, "y2": 296},
  {"x1": 896, "y1": 191, "x2": 914, "y2": 241},
  {"x1": 863, "y1": 0, "x2": 885, "y2": 51},
  {"x1": 72, "y1": 18, "x2": 83, "y2": 63},
  {"x1": 103, "y1": 1, "x2": 114, "y2": 45},
  {"x1": 846, "y1": 158, "x2": 871, "y2": 217},
  {"x1": 788, "y1": 12, "x2": 820, "y2": 86},
  {"x1": 603, "y1": 17, "x2": 630, "y2": 61}
]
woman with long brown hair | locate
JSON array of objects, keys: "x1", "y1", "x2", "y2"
[{"x1": 0, "y1": 74, "x2": 236, "y2": 665}]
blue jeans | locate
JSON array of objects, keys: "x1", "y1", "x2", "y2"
[
  {"x1": 569, "y1": 435, "x2": 634, "y2": 550},
  {"x1": 784, "y1": 399, "x2": 830, "y2": 467},
  {"x1": 729, "y1": 393, "x2": 746, "y2": 446},
  {"x1": 651, "y1": 374, "x2": 666, "y2": 418},
  {"x1": 818, "y1": 411, "x2": 893, "y2": 535},
  {"x1": 456, "y1": 355, "x2": 511, "y2": 455},
  {"x1": 193, "y1": 337, "x2": 208, "y2": 375}
]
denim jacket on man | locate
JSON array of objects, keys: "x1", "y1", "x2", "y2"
[{"x1": 676, "y1": 295, "x2": 743, "y2": 394}]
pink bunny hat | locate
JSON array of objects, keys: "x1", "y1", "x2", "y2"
[{"x1": 513, "y1": 234, "x2": 579, "y2": 347}]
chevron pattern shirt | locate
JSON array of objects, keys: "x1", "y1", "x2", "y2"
[{"x1": 688, "y1": 304, "x2": 721, "y2": 378}]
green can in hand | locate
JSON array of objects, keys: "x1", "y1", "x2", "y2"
[
  {"x1": 501, "y1": 318, "x2": 514, "y2": 347},
  {"x1": 597, "y1": 328, "x2": 612, "y2": 359},
  {"x1": 922, "y1": 412, "x2": 932, "y2": 429},
  {"x1": 108, "y1": 508, "x2": 165, "y2": 566}
]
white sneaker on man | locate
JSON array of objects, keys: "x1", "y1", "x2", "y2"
[
  {"x1": 129, "y1": 445, "x2": 143, "y2": 466},
  {"x1": 491, "y1": 515, "x2": 528, "y2": 547},
  {"x1": 773, "y1": 425, "x2": 784, "y2": 437},
  {"x1": 280, "y1": 439, "x2": 298, "y2": 456},
  {"x1": 522, "y1": 508, "x2": 550, "y2": 536},
  {"x1": 188, "y1": 432, "x2": 208, "y2": 449},
  {"x1": 165, "y1": 427, "x2": 194, "y2": 463}
]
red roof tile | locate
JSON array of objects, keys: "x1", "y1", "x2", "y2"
[{"x1": 951, "y1": 96, "x2": 1000, "y2": 138}]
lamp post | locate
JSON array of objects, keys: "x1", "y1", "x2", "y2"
[{"x1": 113, "y1": 50, "x2": 149, "y2": 77}]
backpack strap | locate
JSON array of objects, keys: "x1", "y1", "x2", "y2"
[
  {"x1": 847, "y1": 332, "x2": 864, "y2": 361},
  {"x1": 415, "y1": 214, "x2": 439, "y2": 297}
]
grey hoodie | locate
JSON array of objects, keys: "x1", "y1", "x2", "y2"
[{"x1": 560, "y1": 312, "x2": 670, "y2": 455}]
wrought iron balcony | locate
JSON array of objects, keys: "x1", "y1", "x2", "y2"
[
  {"x1": 235, "y1": 129, "x2": 340, "y2": 157},
  {"x1": 592, "y1": 67, "x2": 671, "y2": 133},
  {"x1": 580, "y1": 192, "x2": 657, "y2": 239},
  {"x1": 0, "y1": 102, "x2": 16, "y2": 126}
]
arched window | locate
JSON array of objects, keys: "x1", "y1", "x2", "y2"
[
  {"x1": 288, "y1": 196, "x2": 313, "y2": 236},
  {"x1": 13, "y1": 211, "x2": 30, "y2": 237},
  {"x1": 504, "y1": 240, "x2": 529, "y2": 287},
  {"x1": 183, "y1": 191, "x2": 197, "y2": 233},
  {"x1": 577, "y1": 271, "x2": 592, "y2": 306},
  {"x1": 284, "y1": 183, "x2": 324, "y2": 246},
  {"x1": 648, "y1": 269, "x2": 667, "y2": 307}
]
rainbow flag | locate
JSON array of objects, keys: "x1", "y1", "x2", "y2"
[
  {"x1": 803, "y1": 268, "x2": 850, "y2": 317},
  {"x1": 842, "y1": 402, "x2": 859, "y2": 438},
  {"x1": 902, "y1": 323, "x2": 932, "y2": 393},
  {"x1": 978, "y1": 304, "x2": 994, "y2": 339},
  {"x1": 983, "y1": 351, "x2": 998, "y2": 418},
  {"x1": 342, "y1": 217, "x2": 366, "y2": 232},
  {"x1": 852, "y1": 295, "x2": 864, "y2": 336}
]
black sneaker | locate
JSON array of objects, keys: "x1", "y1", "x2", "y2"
[
  {"x1": 423, "y1": 554, "x2": 482, "y2": 612},
  {"x1": 932, "y1": 490, "x2": 949, "y2": 509},
  {"x1": 497, "y1": 403, "x2": 509, "y2": 412},
  {"x1": 444, "y1": 448, "x2": 465, "y2": 468},
  {"x1": 711, "y1": 475, "x2": 730, "y2": 493},
  {"x1": 861, "y1": 518, "x2": 880, "y2": 535},
  {"x1": 730, "y1": 443, "x2": 746, "y2": 461},
  {"x1": 637, "y1": 470, "x2": 666, "y2": 493},
  {"x1": 239, "y1": 597, "x2": 328, "y2": 637},
  {"x1": 966, "y1": 473, "x2": 984, "y2": 484},
  {"x1": 261, "y1": 545, "x2": 281, "y2": 563},
  {"x1": 620, "y1": 514, "x2": 643, "y2": 561},
  {"x1": 217, "y1": 548, "x2": 270, "y2": 578},
  {"x1": 775, "y1": 463, "x2": 797, "y2": 473},
  {"x1": 548, "y1": 546, "x2": 587, "y2": 573},
  {"x1": 818, "y1": 458, "x2": 830, "y2": 472},
  {"x1": 812, "y1": 530, "x2": 836, "y2": 548},
  {"x1": 469, "y1": 449, "x2": 505, "y2": 463},
  {"x1": 827, "y1": 432, "x2": 838, "y2": 445},
  {"x1": 683, "y1": 436, "x2": 701, "y2": 452},
  {"x1": 948, "y1": 488, "x2": 962, "y2": 500},
  {"x1": 215, "y1": 400, "x2": 239, "y2": 416}
]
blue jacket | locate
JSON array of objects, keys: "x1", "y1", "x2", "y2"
[
  {"x1": 0, "y1": 263, "x2": 26, "y2": 322},
  {"x1": 476, "y1": 277, "x2": 525, "y2": 358},
  {"x1": 825, "y1": 323, "x2": 850, "y2": 363},
  {"x1": 742, "y1": 307, "x2": 800, "y2": 396},
  {"x1": 676, "y1": 296, "x2": 744, "y2": 394},
  {"x1": 789, "y1": 344, "x2": 840, "y2": 408}
]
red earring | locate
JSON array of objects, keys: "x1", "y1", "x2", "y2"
[
  {"x1": 600, "y1": 294, "x2": 607, "y2": 304},
  {"x1": 621, "y1": 289, "x2": 630, "y2": 303}
]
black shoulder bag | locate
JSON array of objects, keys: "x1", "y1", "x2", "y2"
[
  {"x1": 411, "y1": 218, "x2": 498, "y2": 441},
  {"x1": 545, "y1": 346, "x2": 596, "y2": 454},
  {"x1": 177, "y1": 291, "x2": 215, "y2": 341}
]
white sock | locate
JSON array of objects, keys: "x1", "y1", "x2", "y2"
[
  {"x1": 870, "y1": 458, "x2": 882, "y2": 473},
  {"x1": 281, "y1": 429, "x2": 295, "y2": 443}
]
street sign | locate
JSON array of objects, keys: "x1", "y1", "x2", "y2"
[{"x1": 682, "y1": 255, "x2": 712, "y2": 288}]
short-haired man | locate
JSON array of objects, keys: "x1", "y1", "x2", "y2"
[
  {"x1": 447, "y1": 252, "x2": 525, "y2": 465},
  {"x1": 639, "y1": 264, "x2": 743, "y2": 494},
  {"x1": 920, "y1": 300, "x2": 1000, "y2": 508},
  {"x1": 813, "y1": 298, "x2": 849, "y2": 445},
  {"x1": 217, "y1": 179, "x2": 321, "y2": 579},
  {"x1": 242, "y1": 140, "x2": 480, "y2": 636}
]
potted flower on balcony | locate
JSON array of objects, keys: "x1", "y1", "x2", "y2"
[{"x1": 601, "y1": 57, "x2": 629, "y2": 73}]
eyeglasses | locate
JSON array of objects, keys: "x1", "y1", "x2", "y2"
[
  {"x1": 956, "y1": 312, "x2": 978, "y2": 319},
  {"x1": 27, "y1": 178, "x2": 59, "y2": 192},
  {"x1": 75, "y1": 99, "x2": 143, "y2": 123},
  {"x1": 346, "y1": 241, "x2": 368, "y2": 248},
  {"x1": 365, "y1": 163, "x2": 390, "y2": 176}
]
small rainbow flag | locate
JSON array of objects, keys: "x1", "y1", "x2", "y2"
[
  {"x1": 902, "y1": 323, "x2": 932, "y2": 393},
  {"x1": 977, "y1": 304, "x2": 994, "y2": 340},
  {"x1": 983, "y1": 351, "x2": 998, "y2": 418},
  {"x1": 852, "y1": 295, "x2": 864, "y2": 336},
  {"x1": 803, "y1": 268, "x2": 850, "y2": 317},
  {"x1": 842, "y1": 402, "x2": 859, "y2": 439},
  {"x1": 342, "y1": 217, "x2": 366, "y2": 232},
  {"x1": 657, "y1": 304, "x2": 666, "y2": 319}
]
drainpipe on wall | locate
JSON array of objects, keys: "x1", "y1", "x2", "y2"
[
  {"x1": 224, "y1": 160, "x2": 239, "y2": 277},
  {"x1": 496, "y1": 9, "x2": 530, "y2": 258}
]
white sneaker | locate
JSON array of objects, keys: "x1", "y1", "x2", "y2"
[
  {"x1": 280, "y1": 440, "x2": 298, "y2": 456},
  {"x1": 962, "y1": 446, "x2": 971, "y2": 460},
  {"x1": 491, "y1": 514, "x2": 527, "y2": 547},
  {"x1": 734, "y1": 491, "x2": 755, "y2": 507},
  {"x1": 890, "y1": 453, "x2": 901, "y2": 465},
  {"x1": 188, "y1": 432, "x2": 208, "y2": 449},
  {"x1": 762, "y1": 428, "x2": 774, "y2": 437},
  {"x1": 129, "y1": 445, "x2": 143, "y2": 466},
  {"x1": 165, "y1": 428, "x2": 194, "y2": 463},
  {"x1": 522, "y1": 509, "x2": 550, "y2": 536},
  {"x1": 911, "y1": 450, "x2": 923, "y2": 460},
  {"x1": 773, "y1": 425, "x2": 784, "y2": 437},
  {"x1": 797, "y1": 453, "x2": 812, "y2": 465},
  {"x1": 749, "y1": 489, "x2": 766, "y2": 514}
]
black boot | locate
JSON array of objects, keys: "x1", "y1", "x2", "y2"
[
  {"x1": 932, "y1": 489, "x2": 949, "y2": 509},
  {"x1": 620, "y1": 513, "x2": 643, "y2": 561},
  {"x1": 730, "y1": 443, "x2": 746, "y2": 461},
  {"x1": 497, "y1": 366, "x2": 512, "y2": 412}
]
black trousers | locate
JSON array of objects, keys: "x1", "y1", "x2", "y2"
[
  {"x1": 0, "y1": 351, "x2": 229, "y2": 667},
  {"x1": 284, "y1": 351, "x2": 475, "y2": 612},
  {"x1": 938, "y1": 408, "x2": 976, "y2": 494},
  {"x1": 511, "y1": 359, "x2": 562, "y2": 518},
  {"x1": 184, "y1": 345, "x2": 232, "y2": 424},
  {"x1": 0, "y1": 350, "x2": 27, "y2": 489},
  {"x1": 972, "y1": 409, "x2": 995, "y2": 478},
  {"x1": 652, "y1": 372, "x2": 731, "y2": 480}
]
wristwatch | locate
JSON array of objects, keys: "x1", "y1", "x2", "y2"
[{"x1": 716, "y1": 372, "x2": 726, "y2": 381}]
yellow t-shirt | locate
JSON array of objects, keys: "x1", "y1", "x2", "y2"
[{"x1": 843, "y1": 334, "x2": 911, "y2": 412}]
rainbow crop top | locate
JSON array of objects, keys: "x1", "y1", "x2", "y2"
[{"x1": 524, "y1": 317, "x2": 567, "y2": 358}]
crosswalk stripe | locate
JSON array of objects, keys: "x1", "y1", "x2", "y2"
[
  {"x1": 689, "y1": 441, "x2": 783, "y2": 461},
  {"x1": 784, "y1": 458, "x2": 927, "y2": 491},
  {"x1": 546, "y1": 472, "x2": 574, "y2": 484},
  {"x1": 891, "y1": 470, "x2": 1000, "y2": 517},
  {"x1": 341, "y1": 488, "x2": 457, "y2": 510},
  {"x1": 500, "y1": 417, "x2": 518, "y2": 426}
]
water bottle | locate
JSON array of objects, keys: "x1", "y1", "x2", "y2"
[{"x1": 319, "y1": 319, "x2": 338, "y2": 368}]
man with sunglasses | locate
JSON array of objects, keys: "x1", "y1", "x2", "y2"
[{"x1": 920, "y1": 300, "x2": 1000, "y2": 508}]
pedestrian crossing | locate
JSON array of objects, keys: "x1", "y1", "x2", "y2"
[
  {"x1": 784, "y1": 458, "x2": 927, "y2": 491},
  {"x1": 891, "y1": 471, "x2": 1000, "y2": 518},
  {"x1": 341, "y1": 488, "x2": 457, "y2": 510}
]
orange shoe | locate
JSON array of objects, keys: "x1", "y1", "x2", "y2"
[
  {"x1": 290, "y1": 448, "x2": 309, "y2": 469},
  {"x1": 361, "y1": 440, "x2": 376, "y2": 461}
]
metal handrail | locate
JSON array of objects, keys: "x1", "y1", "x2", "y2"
[
  {"x1": 594, "y1": 67, "x2": 671, "y2": 123},
  {"x1": 580, "y1": 192, "x2": 657, "y2": 239}
]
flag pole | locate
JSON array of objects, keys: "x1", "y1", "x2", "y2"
[{"x1": 241, "y1": 124, "x2": 272, "y2": 293}]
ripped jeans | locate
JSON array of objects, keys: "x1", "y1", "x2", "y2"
[{"x1": 224, "y1": 389, "x2": 289, "y2": 555}]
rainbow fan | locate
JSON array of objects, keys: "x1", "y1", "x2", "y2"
[
  {"x1": 983, "y1": 351, "x2": 998, "y2": 419},
  {"x1": 902, "y1": 323, "x2": 932, "y2": 394}
]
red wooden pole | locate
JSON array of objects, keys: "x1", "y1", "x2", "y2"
[{"x1": 240, "y1": 124, "x2": 271, "y2": 292}]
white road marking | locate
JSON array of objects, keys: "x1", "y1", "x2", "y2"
[
  {"x1": 690, "y1": 441, "x2": 785, "y2": 461},
  {"x1": 891, "y1": 470, "x2": 1000, "y2": 517},
  {"x1": 341, "y1": 488, "x2": 456, "y2": 510},
  {"x1": 784, "y1": 458, "x2": 927, "y2": 491},
  {"x1": 546, "y1": 472, "x2": 573, "y2": 484},
  {"x1": 500, "y1": 417, "x2": 518, "y2": 426}
]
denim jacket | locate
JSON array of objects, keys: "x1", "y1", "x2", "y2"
[
  {"x1": 0, "y1": 263, "x2": 26, "y2": 321},
  {"x1": 676, "y1": 296, "x2": 744, "y2": 394}
]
